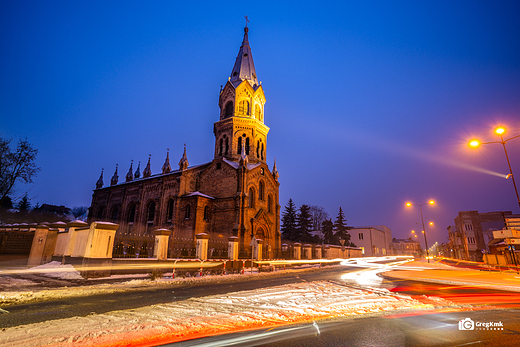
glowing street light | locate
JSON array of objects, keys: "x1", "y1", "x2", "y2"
[
  {"x1": 406, "y1": 200, "x2": 435, "y2": 263},
  {"x1": 469, "y1": 126, "x2": 520, "y2": 209}
]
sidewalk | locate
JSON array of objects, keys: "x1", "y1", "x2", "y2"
[{"x1": 383, "y1": 258, "x2": 520, "y2": 292}]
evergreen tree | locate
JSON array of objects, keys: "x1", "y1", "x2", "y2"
[
  {"x1": 296, "y1": 204, "x2": 314, "y2": 242},
  {"x1": 17, "y1": 194, "x2": 30, "y2": 212},
  {"x1": 333, "y1": 207, "x2": 351, "y2": 245},
  {"x1": 281, "y1": 199, "x2": 297, "y2": 240},
  {"x1": 321, "y1": 218, "x2": 334, "y2": 244}
]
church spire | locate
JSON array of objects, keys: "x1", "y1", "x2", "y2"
[
  {"x1": 110, "y1": 164, "x2": 119, "y2": 186},
  {"x1": 126, "y1": 160, "x2": 134, "y2": 182},
  {"x1": 134, "y1": 161, "x2": 141, "y2": 179},
  {"x1": 162, "y1": 149, "x2": 171, "y2": 174},
  {"x1": 179, "y1": 144, "x2": 189, "y2": 171},
  {"x1": 229, "y1": 25, "x2": 258, "y2": 87},
  {"x1": 96, "y1": 168, "x2": 104, "y2": 189},
  {"x1": 143, "y1": 155, "x2": 152, "y2": 178}
]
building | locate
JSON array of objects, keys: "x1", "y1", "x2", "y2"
[
  {"x1": 350, "y1": 225, "x2": 392, "y2": 257},
  {"x1": 391, "y1": 238, "x2": 421, "y2": 256},
  {"x1": 449, "y1": 210, "x2": 512, "y2": 261},
  {"x1": 88, "y1": 26, "x2": 281, "y2": 259}
]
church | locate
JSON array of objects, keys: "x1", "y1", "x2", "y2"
[{"x1": 88, "y1": 26, "x2": 281, "y2": 259}]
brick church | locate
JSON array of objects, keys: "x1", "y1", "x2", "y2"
[{"x1": 88, "y1": 26, "x2": 281, "y2": 259}]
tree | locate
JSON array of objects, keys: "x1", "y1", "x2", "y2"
[
  {"x1": 281, "y1": 199, "x2": 297, "y2": 240},
  {"x1": 72, "y1": 206, "x2": 88, "y2": 220},
  {"x1": 17, "y1": 194, "x2": 30, "y2": 212},
  {"x1": 321, "y1": 218, "x2": 334, "y2": 244},
  {"x1": 309, "y1": 205, "x2": 329, "y2": 234},
  {"x1": 0, "y1": 137, "x2": 40, "y2": 208},
  {"x1": 296, "y1": 204, "x2": 314, "y2": 242},
  {"x1": 333, "y1": 207, "x2": 351, "y2": 245}
]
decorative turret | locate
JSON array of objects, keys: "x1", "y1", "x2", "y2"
[
  {"x1": 134, "y1": 161, "x2": 141, "y2": 179},
  {"x1": 179, "y1": 145, "x2": 189, "y2": 171},
  {"x1": 162, "y1": 149, "x2": 171, "y2": 174},
  {"x1": 96, "y1": 169, "x2": 104, "y2": 189},
  {"x1": 272, "y1": 159, "x2": 279, "y2": 181},
  {"x1": 126, "y1": 160, "x2": 134, "y2": 182},
  {"x1": 110, "y1": 164, "x2": 119, "y2": 186},
  {"x1": 143, "y1": 155, "x2": 152, "y2": 178}
]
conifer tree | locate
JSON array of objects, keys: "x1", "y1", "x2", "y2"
[
  {"x1": 17, "y1": 194, "x2": 30, "y2": 212},
  {"x1": 296, "y1": 204, "x2": 313, "y2": 242},
  {"x1": 321, "y1": 218, "x2": 334, "y2": 244},
  {"x1": 281, "y1": 199, "x2": 297, "y2": 240},
  {"x1": 333, "y1": 207, "x2": 351, "y2": 245}
]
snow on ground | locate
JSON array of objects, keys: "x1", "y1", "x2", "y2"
[
  {"x1": 0, "y1": 280, "x2": 437, "y2": 347},
  {"x1": 27, "y1": 261, "x2": 85, "y2": 280}
]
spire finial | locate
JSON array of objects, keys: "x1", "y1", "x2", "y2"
[
  {"x1": 126, "y1": 160, "x2": 134, "y2": 182},
  {"x1": 143, "y1": 154, "x2": 152, "y2": 178},
  {"x1": 179, "y1": 144, "x2": 189, "y2": 171},
  {"x1": 96, "y1": 168, "x2": 104, "y2": 189},
  {"x1": 245, "y1": 16, "x2": 249, "y2": 28},
  {"x1": 134, "y1": 161, "x2": 141, "y2": 179},
  {"x1": 110, "y1": 164, "x2": 119, "y2": 186},
  {"x1": 162, "y1": 148, "x2": 171, "y2": 174}
]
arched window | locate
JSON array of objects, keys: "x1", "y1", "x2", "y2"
[
  {"x1": 224, "y1": 136, "x2": 229, "y2": 155},
  {"x1": 259, "y1": 181, "x2": 265, "y2": 200},
  {"x1": 111, "y1": 205, "x2": 120, "y2": 222},
  {"x1": 185, "y1": 204, "x2": 191, "y2": 219},
  {"x1": 127, "y1": 203, "x2": 136, "y2": 224},
  {"x1": 96, "y1": 206, "x2": 106, "y2": 220},
  {"x1": 147, "y1": 201, "x2": 155, "y2": 223},
  {"x1": 256, "y1": 140, "x2": 260, "y2": 158},
  {"x1": 268, "y1": 195, "x2": 273, "y2": 213},
  {"x1": 204, "y1": 206, "x2": 210, "y2": 221},
  {"x1": 261, "y1": 143, "x2": 264, "y2": 160},
  {"x1": 237, "y1": 136, "x2": 242, "y2": 154},
  {"x1": 225, "y1": 101, "x2": 234, "y2": 118},
  {"x1": 166, "y1": 199, "x2": 174, "y2": 222},
  {"x1": 245, "y1": 137, "x2": 250, "y2": 155},
  {"x1": 248, "y1": 188, "x2": 255, "y2": 208},
  {"x1": 239, "y1": 100, "x2": 250, "y2": 115},
  {"x1": 219, "y1": 138, "x2": 223, "y2": 156},
  {"x1": 255, "y1": 104, "x2": 262, "y2": 121}
]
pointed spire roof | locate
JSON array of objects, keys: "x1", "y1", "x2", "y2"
[
  {"x1": 272, "y1": 158, "x2": 279, "y2": 180},
  {"x1": 230, "y1": 26, "x2": 258, "y2": 88},
  {"x1": 162, "y1": 149, "x2": 171, "y2": 174},
  {"x1": 96, "y1": 168, "x2": 104, "y2": 189},
  {"x1": 110, "y1": 164, "x2": 119, "y2": 186},
  {"x1": 143, "y1": 155, "x2": 152, "y2": 178},
  {"x1": 126, "y1": 161, "x2": 134, "y2": 182},
  {"x1": 134, "y1": 161, "x2": 141, "y2": 179},
  {"x1": 179, "y1": 144, "x2": 189, "y2": 171}
]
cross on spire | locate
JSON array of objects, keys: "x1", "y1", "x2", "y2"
[{"x1": 245, "y1": 16, "x2": 249, "y2": 27}]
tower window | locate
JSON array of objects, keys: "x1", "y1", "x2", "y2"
[
  {"x1": 261, "y1": 143, "x2": 264, "y2": 160},
  {"x1": 268, "y1": 195, "x2": 273, "y2": 213},
  {"x1": 245, "y1": 137, "x2": 250, "y2": 155},
  {"x1": 255, "y1": 104, "x2": 262, "y2": 121},
  {"x1": 185, "y1": 204, "x2": 191, "y2": 219},
  {"x1": 239, "y1": 100, "x2": 250, "y2": 116},
  {"x1": 225, "y1": 101, "x2": 234, "y2": 118},
  {"x1": 256, "y1": 140, "x2": 260, "y2": 158},
  {"x1": 248, "y1": 188, "x2": 255, "y2": 208},
  {"x1": 259, "y1": 181, "x2": 265, "y2": 200},
  {"x1": 237, "y1": 137, "x2": 242, "y2": 154},
  {"x1": 225, "y1": 137, "x2": 229, "y2": 155},
  {"x1": 219, "y1": 138, "x2": 223, "y2": 156},
  {"x1": 204, "y1": 206, "x2": 210, "y2": 221}
]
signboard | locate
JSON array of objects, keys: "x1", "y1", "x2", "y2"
[{"x1": 505, "y1": 238, "x2": 520, "y2": 245}]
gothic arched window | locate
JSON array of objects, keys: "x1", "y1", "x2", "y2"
[
  {"x1": 259, "y1": 181, "x2": 265, "y2": 200},
  {"x1": 147, "y1": 201, "x2": 155, "y2": 223},
  {"x1": 237, "y1": 136, "x2": 242, "y2": 154},
  {"x1": 245, "y1": 137, "x2": 250, "y2": 155},
  {"x1": 127, "y1": 203, "x2": 136, "y2": 224},
  {"x1": 268, "y1": 195, "x2": 273, "y2": 213},
  {"x1": 225, "y1": 136, "x2": 229, "y2": 155},
  {"x1": 225, "y1": 101, "x2": 234, "y2": 118},
  {"x1": 239, "y1": 100, "x2": 250, "y2": 115},
  {"x1": 166, "y1": 199, "x2": 174, "y2": 223},
  {"x1": 219, "y1": 138, "x2": 223, "y2": 156},
  {"x1": 249, "y1": 188, "x2": 255, "y2": 208},
  {"x1": 255, "y1": 104, "x2": 262, "y2": 121},
  {"x1": 204, "y1": 206, "x2": 210, "y2": 221},
  {"x1": 185, "y1": 204, "x2": 191, "y2": 219},
  {"x1": 96, "y1": 206, "x2": 106, "y2": 220},
  {"x1": 111, "y1": 204, "x2": 120, "y2": 222}
]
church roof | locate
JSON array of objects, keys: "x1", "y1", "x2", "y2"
[{"x1": 230, "y1": 27, "x2": 259, "y2": 88}]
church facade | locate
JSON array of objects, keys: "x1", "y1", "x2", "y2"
[{"x1": 88, "y1": 26, "x2": 281, "y2": 259}]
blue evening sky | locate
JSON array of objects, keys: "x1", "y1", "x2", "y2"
[{"x1": 1, "y1": 1, "x2": 520, "y2": 247}]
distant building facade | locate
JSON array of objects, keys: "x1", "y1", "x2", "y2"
[
  {"x1": 448, "y1": 210, "x2": 511, "y2": 261},
  {"x1": 88, "y1": 26, "x2": 281, "y2": 259},
  {"x1": 350, "y1": 225, "x2": 392, "y2": 257},
  {"x1": 391, "y1": 238, "x2": 421, "y2": 256}
]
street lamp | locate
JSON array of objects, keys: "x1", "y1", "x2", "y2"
[
  {"x1": 406, "y1": 200, "x2": 435, "y2": 263},
  {"x1": 469, "y1": 126, "x2": 520, "y2": 210}
]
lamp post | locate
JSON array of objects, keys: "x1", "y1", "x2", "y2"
[
  {"x1": 406, "y1": 200, "x2": 435, "y2": 263},
  {"x1": 469, "y1": 126, "x2": 520, "y2": 210}
]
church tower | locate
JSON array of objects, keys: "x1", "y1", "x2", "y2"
[{"x1": 214, "y1": 26, "x2": 268, "y2": 164}]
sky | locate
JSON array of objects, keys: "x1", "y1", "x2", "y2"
[{"x1": 1, "y1": 0, "x2": 520, "y2": 248}]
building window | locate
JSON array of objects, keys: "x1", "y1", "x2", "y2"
[
  {"x1": 204, "y1": 206, "x2": 210, "y2": 221},
  {"x1": 259, "y1": 181, "x2": 265, "y2": 200},
  {"x1": 268, "y1": 195, "x2": 272, "y2": 213},
  {"x1": 127, "y1": 203, "x2": 136, "y2": 224},
  {"x1": 225, "y1": 137, "x2": 229, "y2": 155},
  {"x1": 219, "y1": 138, "x2": 223, "y2": 156},
  {"x1": 359, "y1": 233, "x2": 364, "y2": 240},
  {"x1": 147, "y1": 201, "x2": 155, "y2": 224},
  {"x1": 225, "y1": 101, "x2": 234, "y2": 118},
  {"x1": 185, "y1": 204, "x2": 191, "y2": 219},
  {"x1": 111, "y1": 205, "x2": 120, "y2": 222},
  {"x1": 249, "y1": 188, "x2": 255, "y2": 208},
  {"x1": 255, "y1": 104, "x2": 262, "y2": 121},
  {"x1": 166, "y1": 199, "x2": 174, "y2": 223},
  {"x1": 239, "y1": 100, "x2": 250, "y2": 115},
  {"x1": 237, "y1": 137, "x2": 242, "y2": 154},
  {"x1": 245, "y1": 137, "x2": 250, "y2": 155},
  {"x1": 96, "y1": 206, "x2": 106, "y2": 220}
]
